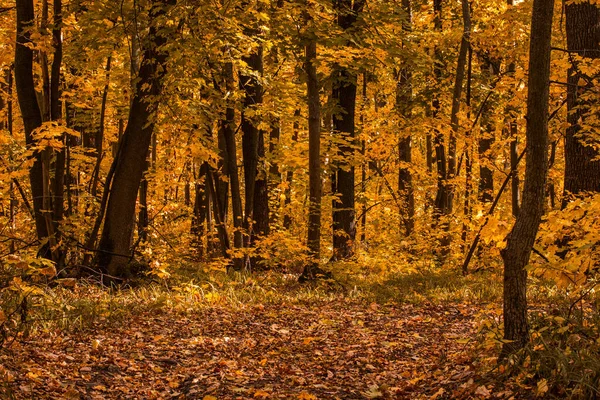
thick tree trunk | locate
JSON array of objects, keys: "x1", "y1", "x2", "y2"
[
  {"x1": 302, "y1": 5, "x2": 322, "y2": 279},
  {"x1": 331, "y1": 0, "x2": 364, "y2": 260},
  {"x1": 500, "y1": 0, "x2": 553, "y2": 358},
  {"x1": 15, "y1": 0, "x2": 51, "y2": 252},
  {"x1": 97, "y1": 0, "x2": 175, "y2": 278},
  {"x1": 563, "y1": 2, "x2": 600, "y2": 205}
]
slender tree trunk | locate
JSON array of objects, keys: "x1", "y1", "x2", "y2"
[
  {"x1": 283, "y1": 109, "x2": 300, "y2": 230},
  {"x1": 397, "y1": 0, "x2": 414, "y2": 237},
  {"x1": 240, "y1": 26, "x2": 268, "y2": 258},
  {"x1": 432, "y1": 0, "x2": 450, "y2": 247},
  {"x1": 500, "y1": 0, "x2": 553, "y2": 358},
  {"x1": 97, "y1": 0, "x2": 175, "y2": 278},
  {"x1": 510, "y1": 124, "x2": 520, "y2": 216},
  {"x1": 219, "y1": 63, "x2": 243, "y2": 269},
  {"x1": 562, "y1": 2, "x2": 600, "y2": 205},
  {"x1": 91, "y1": 56, "x2": 111, "y2": 198},
  {"x1": 360, "y1": 74, "x2": 367, "y2": 243},
  {"x1": 478, "y1": 57, "x2": 499, "y2": 204},
  {"x1": 461, "y1": 45, "x2": 473, "y2": 260},
  {"x1": 191, "y1": 164, "x2": 208, "y2": 257},
  {"x1": 216, "y1": 126, "x2": 229, "y2": 222}
]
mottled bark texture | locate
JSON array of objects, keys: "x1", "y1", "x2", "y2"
[
  {"x1": 500, "y1": 0, "x2": 553, "y2": 358},
  {"x1": 562, "y1": 2, "x2": 600, "y2": 206}
]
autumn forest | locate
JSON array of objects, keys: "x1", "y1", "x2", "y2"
[{"x1": 0, "y1": 0, "x2": 599, "y2": 398}]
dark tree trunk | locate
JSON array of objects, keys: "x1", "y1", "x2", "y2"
[
  {"x1": 240, "y1": 36, "x2": 267, "y2": 253},
  {"x1": 500, "y1": 0, "x2": 553, "y2": 358},
  {"x1": 397, "y1": 0, "x2": 414, "y2": 237},
  {"x1": 15, "y1": 0, "x2": 51, "y2": 252},
  {"x1": 510, "y1": 123, "x2": 520, "y2": 217},
  {"x1": 477, "y1": 58, "x2": 499, "y2": 204},
  {"x1": 331, "y1": 0, "x2": 364, "y2": 260},
  {"x1": 563, "y1": 2, "x2": 600, "y2": 205},
  {"x1": 138, "y1": 159, "x2": 149, "y2": 242},
  {"x1": 50, "y1": 0, "x2": 65, "y2": 238},
  {"x1": 432, "y1": 0, "x2": 451, "y2": 234},
  {"x1": 461, "y1": 46, "x2": 473, "y2": 257},
  {"x1": 216, "y1": 126, "x2": 229, "y2": 223},
  {"x1": 97, "y1": 0, "x2": 175, "y2": 278},
  {"x1": 191, "y1": 164, "x2": 208, "y2": 257},
  {"x1": 222, "y1": 62, "x2": 243, "y2": 269},
  {"x1": 283, "y1": 109, "x2": 300, "y2": 230},
  {"x1": 91, "y1": 56, "x2": 111, "y2": 198},
  {"x1": 302, "y1": 4, "x2": 322, "y2": 279}
]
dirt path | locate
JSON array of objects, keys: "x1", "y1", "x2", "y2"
[{"x1": 1, "y1": 300, "x2": 480, "y2": 399}]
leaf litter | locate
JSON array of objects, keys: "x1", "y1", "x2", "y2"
[{"x1": 0, "y1": 299, "x2": 488, "y2": 399}]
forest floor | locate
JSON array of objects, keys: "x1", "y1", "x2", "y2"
[{"x1": 0, "y1": 272, "x2": 517, "y2": 399}]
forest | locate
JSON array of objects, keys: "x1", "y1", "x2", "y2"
[{"x1": 0, "y1": 0, "x2": 599, "y2": 398}]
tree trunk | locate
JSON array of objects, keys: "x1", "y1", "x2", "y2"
[
  {"x1": 91, "y1": 56, "x2": 111, "y2": 198},
  {"x1": 477, "y1": 57, "x2": 499, "y2": 204},
  {"x1": 331, "y1": 0, "x2": 364, "y2": 260},
  {"x1": 15, "y1": 0, "x2": 51, "y2": 254},
  {"x1": 397, "y1": 0, "x2": 414, "y2": 237},
  {"x1": 97, "y1": 0, "x2": 175, "y2": 278},
  {"x1": 240, "y1": 28, "x2": 268, "y2": 256},
  {"x1": 302, "y1": 3, "x2": 322, "y2": 279},
  {"x1": 283, "y1": 109, "x2": 300, "y2": 230},
  {"x1": 500, "y1": 0, "x2": 553, "y2": 358},
  {"x1": 222, "y1": 62, "x2": 244, "y2": 269},
  {"x1": 562, "y1": 2, "x2": 600, "y2": 205}
]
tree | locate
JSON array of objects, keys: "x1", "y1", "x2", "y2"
[
  {"x1": 500, "y1": 0, "x2": 554, "y2": 358},
  {"x1": 396, "y1": 0, "x2": 414, "y2": 237},
  {"x1": 562, "y1": 1, "x2": 600, "y2": 205},
  {"x1": 14, "y1": 0, "x2": 51, "y2": 257},
  {"x1": 302, "y1": 2, "x2": 322, "y2": 279},
  {"x1": 97, "y1": 0, "x2": 176, "y2": 278},
  {"x1": 240, "y1": 5, "x2": 269, "y2": 259},
  {"x1": 331, "y1": 0, "x2": 365, "y2": 260}
]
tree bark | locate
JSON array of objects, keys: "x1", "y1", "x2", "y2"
[
  {"x1": 283, "y1": 109, "x2": 300, "y2": 230},
  {"x1": 222, "y1": 62, "x2": 243, "y2": 269},
  {"x1": 331, "y1": 0, "x2": 364, "y2": 260},
  {"x1": 562, "y1": 2, "x2": 600, "y2": 205},
  {"x1": 500, "y1": 0, "x2": 553, "y2": 358},
  {"x1": 302, "y1": 3, "x2": 322, "y2": 279},
  {"x1": 15, "y1": 0, "x2": 51, "y2": 253},
  {"x1": 397, "y1": 0, "x2": 414, "y2": 237},
  {"x1": 97, "y1": 0, "x2": 175, "y2": 278},
  {"x1": 240, "y1": 25, "x2": 269, "y2": 256}
]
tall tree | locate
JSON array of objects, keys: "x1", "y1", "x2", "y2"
[
  {"x1": 500, "y1": 0, "x2": 554, "y2": 358},
  {"x1": 302, "y1": 3, "x2": 322, "y2": 279},
  {"x1": 562, "y1": 1, "x2": 600, "y2": 205},
  {"x1": 397, "y1": 0, "x2": 414, "y2": 237},
  {"x1": 15, "y1": 0, "x2": 52, "y2": 256},
  {"x1": 240, "y1": 6, "x2": 269, "y2": 261},
  {"x1": 97, "y1": 0, "x2": 176, "y2": 278},
  {"x1": 331, "y1": 0, "x2": 364, "y2": 260}
]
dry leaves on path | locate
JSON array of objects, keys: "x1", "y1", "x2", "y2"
[{"x1": 1, "y1": 300, "x2": 483, "y2": 399}]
